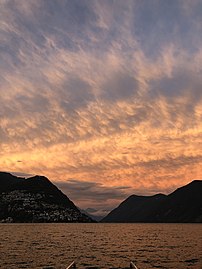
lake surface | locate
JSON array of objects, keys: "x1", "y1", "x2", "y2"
[{"x1": 0, "y1": 223, "x2": 201, "y2": 269}]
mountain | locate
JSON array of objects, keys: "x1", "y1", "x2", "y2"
[
  {"x1": 0, "y1": 172, "x2": 93, "y2": 223},
  {"x1": 102, "y1": 180, "x2": 202, "y2": 223},
  {"x1": 80, "y1": 208, "x2": 104, "y2": 222},
  {"x1": 102, "y1": 193, "x2": 166, "y2": 222}
]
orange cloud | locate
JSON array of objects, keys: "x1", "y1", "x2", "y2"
[{"x1": 1, "y1": 0, "x2": 202, "y2": 210}]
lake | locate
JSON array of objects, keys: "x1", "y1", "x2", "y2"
[{"x1": 0, "y1": 223, "x2": 201, "y2": 269}]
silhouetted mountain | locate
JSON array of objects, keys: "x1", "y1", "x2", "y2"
[
  {"x1": 0, "y1": 172, "x2": 93, "y2": 223},
  {"x1": 102, "y1": 180, "x2": 202, "y2": 223},
  {"x1": 157, "y1": 180, "x2": 202, "y2": 222},
  {"x1": 0, "y1": 172, "x2": 23, "y2": 193}
]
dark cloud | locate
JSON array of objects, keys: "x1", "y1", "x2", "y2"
[
  {"x1": 54, "y1": 179, "x2": 134, "y2": 214},
  {"x1": 55, "y1": 179, "x2": 132, "y2": 202},
  {"x1": 151, "y1": 69, "x2": 202, "y2": 101},
  {"x1": 100, "y1": 72, "x2": 139, "y2": 102},
  {"x1": 60, "y1": 77, "x2": 94, "y2": 111}
]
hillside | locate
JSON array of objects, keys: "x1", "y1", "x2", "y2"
[
  {"x1": 0, "y1": 172, "x2": 93, "y2": 223},
  {"x1": 102, "y1": 180, "x2": 202, "y2": 223}
]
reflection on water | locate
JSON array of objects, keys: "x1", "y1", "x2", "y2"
[{"x1": 0, "y1": 223, "x2": 202, "y2": 269}]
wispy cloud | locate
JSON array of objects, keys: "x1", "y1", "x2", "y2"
[{"x1": 0, "y1": 0, "x2": 202, "y2": 209}]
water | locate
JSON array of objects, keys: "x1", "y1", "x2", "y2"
[{"x1": 0, "y1": 223, "x2": 201, "y2": 269}]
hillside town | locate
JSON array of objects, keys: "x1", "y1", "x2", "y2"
[{"x1": 0, "y1": 190, "x2": 91, "y2": 223}]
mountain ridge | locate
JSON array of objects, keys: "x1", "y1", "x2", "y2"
[
  {"x1": 0, "y1": 172, "x2": 93, "y2": 223},
  {"x1": 102, "y1": 180, "x2": 202, "y2": 223}
]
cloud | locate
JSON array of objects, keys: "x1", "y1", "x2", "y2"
[
  {"x1": 136, "y1": 155, "x2": 202, "y2": 172},
  {"x1": 55, "y1": 179, "x2": 133, "y2": 213},
  {"x1": 100, "y1": 71, "x2": 139, "y2": 102},
  {"x1": 0, "y1": 0, "x2": 202, "y2": 211},
  {"x1": 56, "y1": 179, "x2": 131, "y2": 200},
  {"x1": 60, "y1": 76, "x2": 95, "y2": 111}
]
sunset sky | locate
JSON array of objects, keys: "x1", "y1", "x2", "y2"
[{"x1": 0, "y1": 0, "x2": 202, "y2": 215}]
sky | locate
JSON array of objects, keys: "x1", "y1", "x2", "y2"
[{"x1": 0, "y1": 0, "x2": 202, "y2": 215}]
